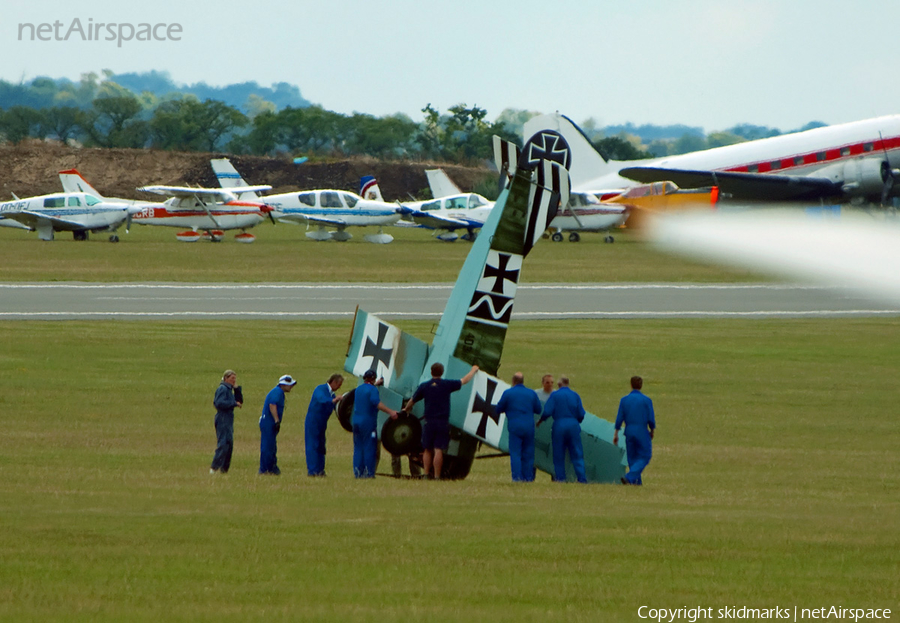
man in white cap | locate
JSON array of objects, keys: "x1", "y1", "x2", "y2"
[{"x1": 259, "y1": 374, "x2": 296, "y2": 475}]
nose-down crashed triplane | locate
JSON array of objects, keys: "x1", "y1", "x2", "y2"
[{"x1": 338, "y1": 130, "x2": 628, "y2": 482}]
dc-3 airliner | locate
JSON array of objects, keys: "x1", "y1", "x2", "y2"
[
  {"x1": 337, "y1": 129, "x2": 628, "y2": 482},
  {"x1": 210, "y1": 159, "x2": 404, "y2": 243},
  {"x1": 0, "y1": 171, "x2": 144, "y2": 242},
  {"x1": 524, "y1": 112, "x2": 900, "y2": 205}
]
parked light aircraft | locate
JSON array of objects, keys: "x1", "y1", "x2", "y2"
[
  {"x1": 134, "y1": 181, "x2": 274, "y2": 243},
  {"x1": 336, "y1": 130, "x2": 627, "y2": 482},
  {"x1": 400, "y1": 168, "x2": 629, "y2": 242},
  {"x1": 0, "y1": 182, "x2": 142, "y2": 242},
  {"x1": 210, "y1": 158, "x2": 404, "y2": 244},
  {"x1": 524, "y1": 113, "x2": 900, "y2": 205}
]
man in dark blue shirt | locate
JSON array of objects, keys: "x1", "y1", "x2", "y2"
[
  {"x1": 352, "y1": 369, "x2": 398, "y2": 478},
  {"x1": 211, "y1": 369, "x2": 242, "y2": 474},
  {"x1": 538, "y1": 375, "x2": 587, "y2": 483},
  {"x1": 405, "y1": 362, "x2": 478, "y2": 480},
  {"x1": 259, "y1": 375, "x2": 296, "y2": 475},
  {"x1": 496, "y1": 372, "x2": 542, "y2": 482},
  {"x1": 304, "y1": 373, "x2": 344, "y2": 477},
  {"x1": 614, "y1": 376, "x2": 656, "y2": 485}
]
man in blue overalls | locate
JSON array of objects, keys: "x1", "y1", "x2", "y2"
[
  {"x1": 211, "y1": 369, "x2": 242, "y2": 474},
  {"x1": 304, "y1": 373, "x2": 344, "y2": 477},
  {"x1": 352, "y1": 369, "x2": 398, "y2": 478},
  {"x1": 259, "y1": 375, "x2": 296, "y2": 475},
  {"x1": 538, "y1": 375, "x2": 587, "y2": 483},
  {"x1": 496, "y1": 372, "x2": 542, "y2": 482},
  {"x1": 614, "y1": 376, "x2": 656, "y2": 485}
]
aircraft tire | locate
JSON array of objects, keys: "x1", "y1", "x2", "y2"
[
  {"x1": 109, "y1": 235, "x2": 119, "y2": 243},
  {"x1": 551, "y1": 232, "x2": 564, "y2": 242},
  {"x1": 74, "y1": 231, "x2": 87, "y2": 241},
  {"x1": 381, "y1": 411, "x2": 422, "y2": 456},
  {"x1": 568, "y1": 232, "x2": 580, "y2": 242},
  {"x1": 604, "y1": 235, "x2": 615, "y2": 243},
  {"x1": 336, "y1": 389, "x2": 355, "y2": 433}
]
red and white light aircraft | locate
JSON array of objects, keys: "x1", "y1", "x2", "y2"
[
  {"x1": 134, "y1": 183, "x2": 274, "y2": 242},
  {"x1": 524, "y1": 113, "x2": 900, "y2": 205}
]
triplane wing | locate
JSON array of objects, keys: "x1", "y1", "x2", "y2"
[{"x1": 341, "y1": 130, "x2": 627, "y2": 482}]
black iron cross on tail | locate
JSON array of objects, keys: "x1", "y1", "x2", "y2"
[
  {"x1": 472, "y1": 378, "x2": 501, "y2": 439},
  {"x1": 362, "y1": 322, "x2": 393, "y2": 374},
  {"x1": 482, "y1": 253, "x2": 520, "y2": 294}
]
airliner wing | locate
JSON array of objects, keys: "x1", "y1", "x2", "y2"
[
  {"x1": 2, "y1": 210, "x2": 85, "y2": 231},
  {"x1": 619, "y1": 167, "x2": 842, "y2": 201}
]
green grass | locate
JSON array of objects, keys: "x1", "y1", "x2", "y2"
[
  {"x1": 1, "y1": 319, "x2": 897, "y2": 622},
  {"x1": 0, "y1": 224, "x2": 766, "y2": 283}
]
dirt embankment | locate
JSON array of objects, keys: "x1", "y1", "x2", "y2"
[{"x1": 0, "y1": 141, "x2": 493, "y2": 201}]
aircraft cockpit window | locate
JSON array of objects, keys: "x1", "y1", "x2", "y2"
[
  {"x1": 321, "y1": 192, "x2": 342, "y2": 208},
  {"x1": 770, "y1": 161, "x2": 781, "y2": 170},
  {"x1": 297, "y1": 192, "x2": 316, "y2": 207},
  {"x1": 840, "y1": 147, "x2": 850, "y2": 157},
  {"x1": 816, "y1": 151, "x2": 827, "y2": 162},
  {"x1": 652, "y1": 182, "x2": 665, "y2": 195},
  {"x1": 421, "y1": 200, "x2": 441, "y2": 211},
  {"x1": 747, "y1": 164, "x2": 759, "y2": 173},
  {"x1": 663, "y1": 182, "x2": 677, "y2": 194},
  {"x1": 44, "y1": 197, "x2": 65, "y2": 208},
  {"x1": 569, "y1": 193, "x2": 586, "y2": 207},
  {"x1": 342, "y1": 193, "x2": 358, "y2": 208},
  {"x1": 467, "y1": 194, "x2": 487, "y2": 209},
  {"x1": 864, "y1": 142, "x2": 874, "y2": 152},
  {"x1": 68, "y1": 197, "x2": 82, "y2": 207},
  {"x1": 447, "y1": 197, "x2": 467, "y2": 211},
  {"x1": 84, "y1": 195, "x2": 102, "y2": 206},
  {"x1": 794, "y1": 156, "x2": 804, "y2": 166}
]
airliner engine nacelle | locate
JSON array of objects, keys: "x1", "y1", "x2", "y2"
[{"x1": 827, "y1": 158, "x2": 892, "y2": 197}]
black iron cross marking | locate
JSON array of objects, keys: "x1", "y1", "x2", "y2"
[
  {"x1": 523, "y1": 130, "x2": 572, "y2": 170},
  {"x1": 482, "y1": 253, "x2": 520, "y2": 294},
  {"x1": 472, "y1": 378, "x2": 501, "y2": 439},
  {"x1": 362, "y1": 322, "x2": 393, "y2": 373}
]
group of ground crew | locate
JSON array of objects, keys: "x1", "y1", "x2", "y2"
[{"x1": 209, "y1": 365, "x2": 656, "y2": 485}]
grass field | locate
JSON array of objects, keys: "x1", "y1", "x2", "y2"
[
  {"x1": 0, "y1": 224, "x2": 767, "y2": 283},
  {"x1": 1, "y1": 319, "x2": 897, "y2": 622}
]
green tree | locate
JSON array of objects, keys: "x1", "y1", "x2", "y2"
[
  {"x1": 592, "y1": 135, "x2": 653, "y2": 160},
  {"x1": 39, "y1": 106, "x2": 82, "y2": 142},
  {"x1": 671, "y1": 133, "x2": 708, "y2": 155},
  {"x1": 0, "y1": 106, "x2": 42, "y2": 143},
  {"x1": 707, "y1": 131, "x2": 745, "y2": 149},
  {"x1": 80, "y1": 96, "x2": 149, "y2": 148},
  {"x1": 149, "y1": 98, "x2": 247, "y2": 151}
]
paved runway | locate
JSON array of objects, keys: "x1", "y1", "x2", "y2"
[{"x1": 1, "y1": 282, "x2": 899, "y2": 320}]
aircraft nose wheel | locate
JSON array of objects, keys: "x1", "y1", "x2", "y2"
[
  {"x1": 109, "y1": 234, "x2": 120, "y2": 243},
  {"x1": 568, "y1": 232, "x2": 580, "y2": 242},
  {"x1": 551, "y1": 232, "x2": 564, "y2": 242},
  {"x1": 604, "y1": 235, "x2": 615, "y2": 243}
]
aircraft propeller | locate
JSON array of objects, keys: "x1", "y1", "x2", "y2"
[
  {"x1": 878, "y1": 132, "x2": 898, "y2": 207},
  {"x1": 261, "y1": 204, "x2": 277, "y2": 225}
]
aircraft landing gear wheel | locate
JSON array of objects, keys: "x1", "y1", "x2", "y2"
[
  {"x1": 551, "y1": 232, "x2": 564, "y2": 242},
  {"x1": 568, "y1": 232, "x2": 580, "y2": 242},
  {"x1": 73, "y1": 231, "x2": 87, "y2": 241},
  {"x1": 336, "y1": 389, "x2": 355, "y2": 433},
  {"x1": 604, "y1": 235, "x2": 615, "y2": 243},
  {"x1": 109, "y1": 234, "x2": 119, "y2": 243},
  {"x1": 381, "y1": 412, "x2": 422, "y2": 456}
]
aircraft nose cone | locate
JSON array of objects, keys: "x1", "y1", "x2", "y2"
[{"x1": 396, "y1": 205, "x2": 413, "y2": 215}]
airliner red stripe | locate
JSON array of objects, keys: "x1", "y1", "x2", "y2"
[{"x1": 722, "y1": 135, "x2": 900, "y2": 174}]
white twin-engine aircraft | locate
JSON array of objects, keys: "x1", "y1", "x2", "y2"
[
  {"x1": 525, "y1": 113, "x2": 900, "y2": 205},
  {"x1": 1, "y1": 169, "x2": 145, "y2": 242},
  {"x1": 210, "y1": 158, "x2": 404, "y2": 244}
]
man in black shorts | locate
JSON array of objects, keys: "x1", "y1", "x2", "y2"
[{"x1": 405, "y1": 362, "x2": 478, "y2": 479}]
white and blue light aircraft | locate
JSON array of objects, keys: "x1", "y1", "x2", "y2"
[
  {"x1": 0, "y1": 176, "x2": 143, "y2": 242},
  {"x1": 210, "y1": 159, "x2": 404, "y2": 243}
]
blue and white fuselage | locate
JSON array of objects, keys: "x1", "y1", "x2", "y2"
[{"x1": 0, "y1": 192, "x2": 143, "y2": 241}]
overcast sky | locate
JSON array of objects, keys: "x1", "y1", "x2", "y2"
[{"x1": 5, "y1": 0, "x2": 897, "y2": 132}]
